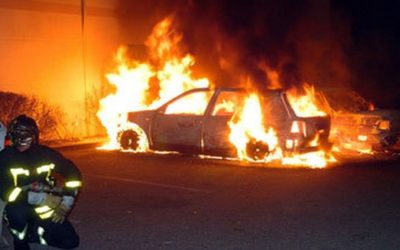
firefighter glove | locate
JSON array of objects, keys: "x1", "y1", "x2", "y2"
[
  {"x1": 42, "y1": 193, "x2": 62, "y2": 209},
  {"x1": 51, "y1": 203, "x2": 70, "y2": 224}
]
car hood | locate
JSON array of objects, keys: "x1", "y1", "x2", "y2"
[{"x1": 127, "y1": 110, "x2": 156, "y2": 123}]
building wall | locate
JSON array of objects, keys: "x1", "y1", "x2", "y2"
[{"x1": 0, "y1": 0, "x2": 122, "y2": 137}]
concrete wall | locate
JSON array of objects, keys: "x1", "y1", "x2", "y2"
[{"x1": 0, "y1": 0, "x2": 121, "y2": 138}]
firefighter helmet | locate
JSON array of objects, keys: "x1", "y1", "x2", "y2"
[{"x1": 8, "y1": 114, "x2": 39, "y2": 147}]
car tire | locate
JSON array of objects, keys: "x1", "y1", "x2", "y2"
[
  {"x1": 246, "y1": 139, "x2": 270, "y2": 160},
  {"x1": 119, "y1": 130, "x2": 140, "y2": 150}
]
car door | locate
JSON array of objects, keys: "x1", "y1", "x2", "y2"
[
  {"x1": 203, "y1": 89, "x2": 247, "y2": 157},
  {"x1": 151, "y1": 89, "x2": 214, "y2": 153}
]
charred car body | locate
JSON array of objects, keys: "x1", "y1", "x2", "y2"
[
  {"x1": 118, "y1": 87, "x2": 331, "y2": 159},
  {"x1": 316, "y1": 88, "x2": 399, "y2": 152}
]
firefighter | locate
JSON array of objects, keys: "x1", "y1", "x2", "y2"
[{"x1": 0, "y1": 115, "x2": 82, "y2": 250}]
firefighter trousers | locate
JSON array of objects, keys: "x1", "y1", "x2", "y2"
[{"x1": 5, "y1": 202, "x2": 79, "y2": 249}]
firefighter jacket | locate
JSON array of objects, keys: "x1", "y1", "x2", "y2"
[{"x1": 0, "y1": 144, "x2": 82, "y2": 205}]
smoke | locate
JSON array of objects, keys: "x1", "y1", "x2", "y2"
[
  {"x1": 115, "y1": 0, "x2": 187, "y2": 46},
  {"x1": 172, "y1": 0, "x2": 352, "y2": 92},
  {"x1": 115, "y1": 0, "x2": 353, "y2": 92},
  {"x1": 115, "y1": 0, "x2": 400, "y2": 108}
]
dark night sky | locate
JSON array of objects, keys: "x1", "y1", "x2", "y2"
[
  {"x1": 333, "y1": 0, "x2": 400, "y2": 108},
  {"x1": 119, "y1": 0, "x2": 400, "y2": 108}
]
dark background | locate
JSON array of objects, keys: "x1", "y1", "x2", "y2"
[{"x1": 333, "y1": 0, "x2": 400, "y2": 108}]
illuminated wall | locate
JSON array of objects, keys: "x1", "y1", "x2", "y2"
[
  {"x1": 0, "y1": 0, "x2": 122, "y2": 137},
  {"x1": 0, "y1": 0, "x2": 188, "y2": 138}
]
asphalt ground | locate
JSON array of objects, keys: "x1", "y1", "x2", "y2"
[{"x1": 2, "y1": 145, "x2": 400, "y2": 250}]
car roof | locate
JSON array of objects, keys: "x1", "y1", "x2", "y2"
[{"x1": 189, "y1": 87, "x2": 285, "y2": 94}]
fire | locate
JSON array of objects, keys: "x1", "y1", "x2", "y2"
[
  {"x1": 97, "y1": 50, "x2": 154, "y2": 149},
  {"x1": 282, "y1": 151, "x2": 334, "y2": 168},
  {"x1": 227, "y1": 92, "x2": 334, "y2": 168},
  {"x1": 311, "y1": 87, "x2": 377, "y2": 155},
  {"x1": 97, "y1": 17, "x2": 335, "y2": 168},
  {"x1": 228, "y1": 94, "x2": 282, "y2": 162},
  {"x1": 332, "y1": 128, "x2": 373, "y2": 155},
  {"x1": 151, "y1": 55, "x2": 209, "y2": 109},
  {"x1": 287, "y1": 84, "x2": 327, "y2": 117},
  {"x1": 97, "y1": 17, "x2": 209, "y2": 150}
]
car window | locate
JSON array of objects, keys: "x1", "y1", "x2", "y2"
[
  {"x1": 164, "y1": 90, "x2": 213, "y2": 115},
  {"x1": 211, "y1": 91, "x2": 246, "y2": 116},
  {"x1": 261, "y1": 92, "x2": 289, "y2": 126}
]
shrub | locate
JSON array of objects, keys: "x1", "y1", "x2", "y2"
[{"x1": 0, "y1": 91, "x2": 64, "y2": 142}]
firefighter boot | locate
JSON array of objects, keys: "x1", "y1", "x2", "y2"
[{"x1": 26, "y1": 223, "x2": 39, "y2": 243}]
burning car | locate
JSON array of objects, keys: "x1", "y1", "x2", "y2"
[
  {"x1": 117, "y1": 87, "x2": 331, "y2": 160},
  {"x1": 316, "y1": 88, "x2": 399, "y2": 153}
]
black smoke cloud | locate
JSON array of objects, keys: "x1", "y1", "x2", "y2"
[
  {"x1": 176, "y1": 0, "x2": 399, "y2": 108},
  {"x1": 116, "y1": 0, "x2": 400, "y2": 108},
  {"x1": 174, "y1": 0, "x2": 352, "y2": 92}
]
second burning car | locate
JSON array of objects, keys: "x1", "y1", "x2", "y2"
[
  {"x1": 117, "y1": 87, "x2": 331, "y2": 160},
  {"x1": 316, "y1": 88, "x2": 399, "y2": 153}
]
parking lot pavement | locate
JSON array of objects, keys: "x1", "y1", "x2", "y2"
[{"x1": 48, "y1": 137, "x2": 108, "y2": 150}]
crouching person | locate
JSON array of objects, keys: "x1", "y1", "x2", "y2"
[{"x1": 0, "y1": 115, "x2": 82, "y2": 250}]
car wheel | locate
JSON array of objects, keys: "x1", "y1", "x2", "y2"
[
  {"x1": 119, "y1": 130, "x2": 140, "y2": 150},
  {"x1": 246, "y1": 139, "x2": 270, "y2": 160}
]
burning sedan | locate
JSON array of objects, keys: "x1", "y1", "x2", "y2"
[{"x1": 116, "y1": 87, "x2": 331, "y2": 164}]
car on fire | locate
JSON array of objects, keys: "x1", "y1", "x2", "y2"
[
  {"x1": 118, "y1": 87, "x2": 331, "y2": 159},
  {"x1": 315, "y1": 88, "x2": 400, "y2": 153}
]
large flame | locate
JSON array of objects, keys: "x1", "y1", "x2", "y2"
[
  {"x1": 97, "y1": 17, "x2": 209, "y2": 149},
  {"x1": 227, "y1": 91, "x2": 334, "y2": 168},
  {"x1": 228, "y1": 94, "x2": 282, "y2": 162},
  {"x1": 97, "y1": 50, "x2": 154, "y2": 149},
  {"x1": 97, "y1": 17, "x2": 335, "y2": 168}
]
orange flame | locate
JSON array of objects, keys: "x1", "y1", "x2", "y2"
[
  {"x1": 287, "y1": 84, "x2": 327, "y2": 117},
  {"x1": 227, "y1": 92, "x2": 334, "y2": 168},
  {"x1": 97, "y1": 49, "x2": 154, "y2": 149},
  {"x1": 97, "y1": 17, "x2": 210, "y2": 149},
  {"x1": 228, "y1": 94, "x2": 282, "y2": 161}
]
